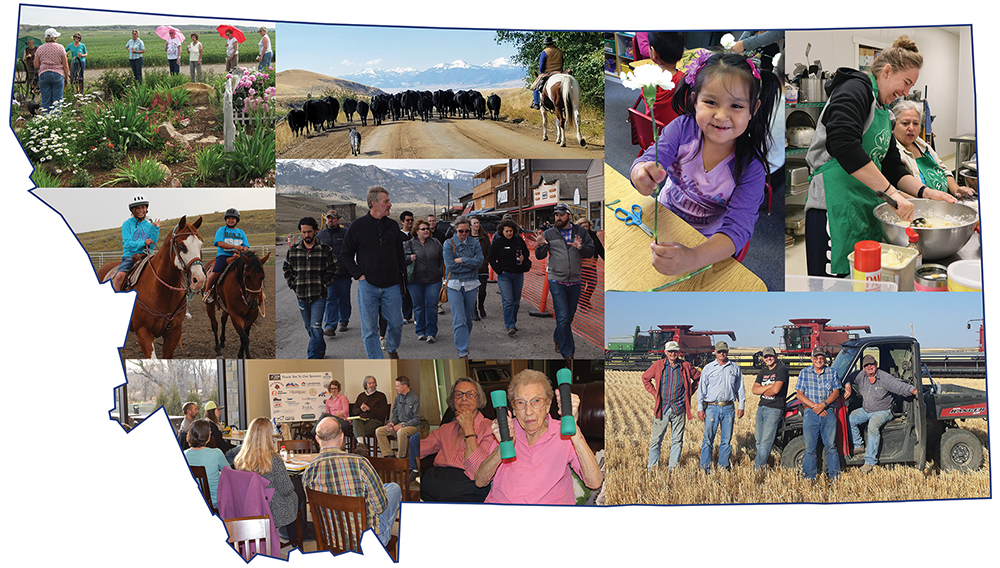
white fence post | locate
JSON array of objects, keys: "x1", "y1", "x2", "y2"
[{"x1": 223, "y1": 75, "x2": 236, "y2": 151}]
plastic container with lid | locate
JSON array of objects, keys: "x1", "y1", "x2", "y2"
[
  {"x1": 848, "y1": 242, "x2": 919, "y2": 291},
  {"x1": 947, "y1": 260, "x2": 982, "y2": 291}
]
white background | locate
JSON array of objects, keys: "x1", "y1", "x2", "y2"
[{"x1": 3, "y1": 2, "x2": 996, "y2": 566}]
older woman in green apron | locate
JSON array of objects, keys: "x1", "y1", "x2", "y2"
[
  {"x1": 892, "y1": 100, "x2": 975, "y2": 200},
  {"x1": 804, "y1": 36, "x2": 926, "y2": 277}
]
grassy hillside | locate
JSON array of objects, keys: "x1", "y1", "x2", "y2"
[{"x1": 77, "y1": 209, "x2": 275, "y2": 263}]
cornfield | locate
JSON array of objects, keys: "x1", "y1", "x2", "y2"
[{"x1": 604, "y1": 369, "x2": 990, "y2": 505}]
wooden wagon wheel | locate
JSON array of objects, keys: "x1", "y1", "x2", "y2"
[{"x1": 13, "y1": 58, "x2": 30, "y2": 102}]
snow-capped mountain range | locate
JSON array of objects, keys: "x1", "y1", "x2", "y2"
[
  {"x1": 277, "y1": 160, "x2": 480, "y2": 205},
  {"x1": 341, "y1": 58, "x2": 525, "y2": 91}
]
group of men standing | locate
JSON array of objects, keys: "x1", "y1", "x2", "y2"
[
  {"x1": 645, "y1": 342, "x2": 918, "y2": 480},
  {"x1": 282, "y1": 185, "x2": 595, "y2": 361}
]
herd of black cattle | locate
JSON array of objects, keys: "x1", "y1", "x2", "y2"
[{"x1": 285, "y1": 89, "x2": 503, "y2": 137}]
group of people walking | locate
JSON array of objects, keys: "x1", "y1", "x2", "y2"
[{"x1": 282, "y1": 186, "x2": 598, "y2": 361}]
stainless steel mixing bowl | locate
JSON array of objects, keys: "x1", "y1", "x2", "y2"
[{"x1": 874, "y1": 199, "x2": 979, "y2": 260}]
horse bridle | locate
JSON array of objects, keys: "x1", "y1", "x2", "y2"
[{"x1": 147, "y1": 225, "x2": 203, "y2": 293}]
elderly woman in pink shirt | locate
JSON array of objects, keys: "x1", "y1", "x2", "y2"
[
  {"x1": 33, "y1": 28, "x2": 70, "y2": 113},
  {"x1": 476, "y1": 369, "x2": 602, "y2": 504},
  {"x1": 315, "y1": 380, "x2": 351, "y2": 436},
  {"x1": 419, "y1": 377, "x2": 494, "y2": 502}
]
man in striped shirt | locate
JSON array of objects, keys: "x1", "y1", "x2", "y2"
[
  {"x1": 642, "y1": 341, "x2": 701, "y2": 470},
  {"x1": 304, "y1": 417, "x2": 401, "y2": 547}
]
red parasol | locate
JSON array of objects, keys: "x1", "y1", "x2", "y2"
[
  {"x1": 155, "y1": 25, "x2": 185, "y2": 43},
  {"x1": 216, "y1": 25, "x2": 246, "y2": 43}
]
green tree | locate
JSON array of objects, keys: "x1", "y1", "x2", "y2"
[
  {"x1": 495, "y1": 31, "x2": 604, "y2": 108},
  {"x1": 155, "y1": 384, "x2": 184, "y2": 416}
]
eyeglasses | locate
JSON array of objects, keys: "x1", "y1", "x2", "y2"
[
  {"x1": 453, "y1": 390, "x2": 477, "y2": 400},
  {"x1": 418, "y1": 227, "x2": 430, "y2": 231},
  {"x1": 456, "y1": 229, "x2": 470, "y2": 234},
  {"x1": 512, "y1": 397, "x2": 548, "y2": 411}
]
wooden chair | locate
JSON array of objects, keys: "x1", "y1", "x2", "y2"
[
  {"x1": 189, "y1": 465, "x2": 216, "y2": 514},
  {"x1": 224, "y1": 515, "x2": 271, "y2": 560},
  {"x1": 279, "y1": 439, "x2": 313, "y2": 454},
  {"x1": 306, "y1": 488, "x2": 368, "y2": 554},
  {"x1": 369, "y1": 456, "x2": 416, "y2": 502}
]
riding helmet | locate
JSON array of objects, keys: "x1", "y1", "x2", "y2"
[
  {"x1": 225, "y1": 208, "x2": 241, "y2": 221},
  {"x1": 129, "y1": 193, "x2": 149, "y2": 210}
]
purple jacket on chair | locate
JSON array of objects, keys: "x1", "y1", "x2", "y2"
[{"x1": 217, "y1": 468, "x2": 280, "y2": 557}]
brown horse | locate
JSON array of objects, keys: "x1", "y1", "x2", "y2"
[
  {"x1": 97, "y1": 216, "x2": 206, "y2": 358},
  {"x1": 207, "y1": 250, "x2": 270, "y2": 359}
]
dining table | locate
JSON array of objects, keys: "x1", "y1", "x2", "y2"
[{"x1": 604, "y1": 163, "x2": 767, "y2": 291}]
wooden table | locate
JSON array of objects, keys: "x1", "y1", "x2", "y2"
[
  {"x1": 604, "y1": 164, "x2": 767, "y2": 291},
  {"x1": 284, "y1": 453, "x2": 319, "y2": 474}
]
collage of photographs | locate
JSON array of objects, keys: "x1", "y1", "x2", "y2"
[{"x1": 5, "y1": 3, "x2": 992, "y2": 567}]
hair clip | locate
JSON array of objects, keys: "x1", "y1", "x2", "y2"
[
  {"x1": 747, "y1": 58, "x2": 761, "y2": 80},
  {"x1": 685, "y1": 50, "x2": 713, "y2": 87}
]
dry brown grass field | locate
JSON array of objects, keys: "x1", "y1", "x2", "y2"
[{"x1": 605, "y1": 369, "x2": 990, "y2": 505}]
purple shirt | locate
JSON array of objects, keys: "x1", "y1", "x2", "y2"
[{"x1": 632, "y1": 115, "x2": 765, "y2": 253}]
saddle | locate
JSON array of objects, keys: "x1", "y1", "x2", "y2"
[
  {"x1": 205, "y1": 254, "x2": 240, "y2": 308},
  {"x1": 120, "y1": 254, "x2": 151, "y2": 292}
]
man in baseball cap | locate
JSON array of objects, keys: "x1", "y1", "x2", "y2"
[
  {"x1": 642, "y1": 341, "x2": 701, "y2": 470},
  {"x1": 844, "y1": 354, "x2": 919, "y2": 473},
  {"x1": 534, "y1": 203, "x2": 594, "y2": 363},
  {"x1": 752, "y1": 346, "x2": 789, "y2": 469},
  {"x1": 696, "y1": 340, "x2": 745, "y2": 473},
  {"x1": 794, "y1": 345, "x2": 841, "y2": 481}
]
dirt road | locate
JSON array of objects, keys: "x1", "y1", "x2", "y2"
[{"x1": 278, "y1": 116, "x2": 603, "y2": 159}]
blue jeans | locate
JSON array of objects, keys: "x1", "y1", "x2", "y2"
[
  {"x1": 754, "y1": 405, "x2": 783, "y2": 469},
  {"x1": 446, "y1": 284, "x2": 478, "y2": 357},
  {"x1": 648, "y1": 406, "x2": 686, "y2": 469},
  {"x1": 376, "y1": 482, "x2": 402, "y2": 547},
  {"x1": 39, "y1": 71, "x2": 64, "y2": 113},
  {"x1": 802, "y1": 409, "x2": 841, "y2": 480},
  {"x1": 129, "y1": 56, "x2": 143, "y2": 84},
  {"x1": 700, "y1": 404, "x2": 735, "y2": 471},
  {"x1": 408, "y1": 280, "x2": 441, "y2": 338},
  {"x1": 259, "y1": 51, "x2": 272, "y2": 72},
  {"x1": 168, "y1": 58, "x2": 180, "y2": 75},
  {"x1": 849, "y1": 407, "x2": 894, "y2": 466},
  {"x1": 497, "y1": 272, "x2": 524, "y2": 330},
  {"x1": 297, "y1": 298, "x2": 326, "y2": 359},
  {"x1": 408, "y1": 434, "x2": 420, "y2": 471},
  {"x1": 549, "y1": 281, "x2": 581, "y2": 359},
  {"x1": 323, "y1": 278, "x2": 352, "y2": 330},
  {"x1": 358, "y1": 279, "x2": 402, "y2": 359}
]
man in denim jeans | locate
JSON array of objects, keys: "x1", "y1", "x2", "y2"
[
  {"x1": 642, "y1": 341, "x2": 700, "y2": 471},
  {"x1": 283, "y1": 217, "x2": 337, "y2": 359},
  {"x1": 696, "y1": 341, "x2": 745, "y2": 473},
  {"x1": 844, "y1": 354, "x2": 918, "y2": 473},
  {"x1": 534, "y1": 203, "x2": 594, "y2": 363},
  {"x1": 752, "y1": 346, "x2": 788, "y2": 470},
  {"x1": 342, "y1": 187, "x2": 405, "y2": 359},
  {"x1": 795, "y1": 346, "x2": 842, "y2": 481}
]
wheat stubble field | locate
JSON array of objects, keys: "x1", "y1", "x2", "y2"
[{"x1": 604, "y1": 369, "x2": 990, "y2": 505}]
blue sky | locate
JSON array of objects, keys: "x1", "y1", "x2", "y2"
[
  {"x1": 605, "y1": 292, "x2": 986, "y2": 349},
  {"x1": 19, "y1": 6, "x2": 272, "y2": 28},
  {"x1": 275, "y1": 23, "x2": 518, "y2": 77}
]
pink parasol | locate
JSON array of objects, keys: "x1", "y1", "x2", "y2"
[
  {"x1": 155, "y1": 26, "x2": 186, "y2": 43},
  {"x1": 216, "y1": 25, "x2": 246, "y2": 43}
]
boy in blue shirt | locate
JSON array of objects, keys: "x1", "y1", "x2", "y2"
[
  {"x1": 204, "y1": 208, "x2": 250, "y2": 302},
  {"x1": 113, "y1": 194, "x2": 161, "y2": 292}
]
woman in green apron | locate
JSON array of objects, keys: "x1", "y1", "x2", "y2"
[
  {"x1": 892, "y1": 100, "x2": 975, "y2": 200},
  {"x1": 804, "y1": 36, "x2": 926, "y2": 277}
]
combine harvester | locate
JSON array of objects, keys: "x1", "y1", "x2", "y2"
[{"x1": 606, "y1": 325, "x2": 736, "y2": 370}]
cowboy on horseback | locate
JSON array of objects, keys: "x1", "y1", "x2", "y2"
[
  {"x1": 113, "y1": 194, "x2": 162, "y2": 292},
  {"x1": 530, "y1": 36, "x2": 563, "y2": 110},
  {"x1": 204, "y1": 208, "x2": 250, "y2": 303}
]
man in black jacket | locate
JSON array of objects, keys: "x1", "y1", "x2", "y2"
[
  {"x1": 342, "y1": 187, "x2": 406, "y2": 359},
  {"x1": 317, "y1": 210, "x2": 352, "y2": 336}
]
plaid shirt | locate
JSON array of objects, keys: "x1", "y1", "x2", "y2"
[
  {"x1": 302, "y1": 447, "x2": 388, "y2": 536},
  {"x1": 796, "y1": 365, "x2": 841, "y2": 404},
  {"x1": 283, "y1": 240, "x2": 336, "y2": 303}
]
